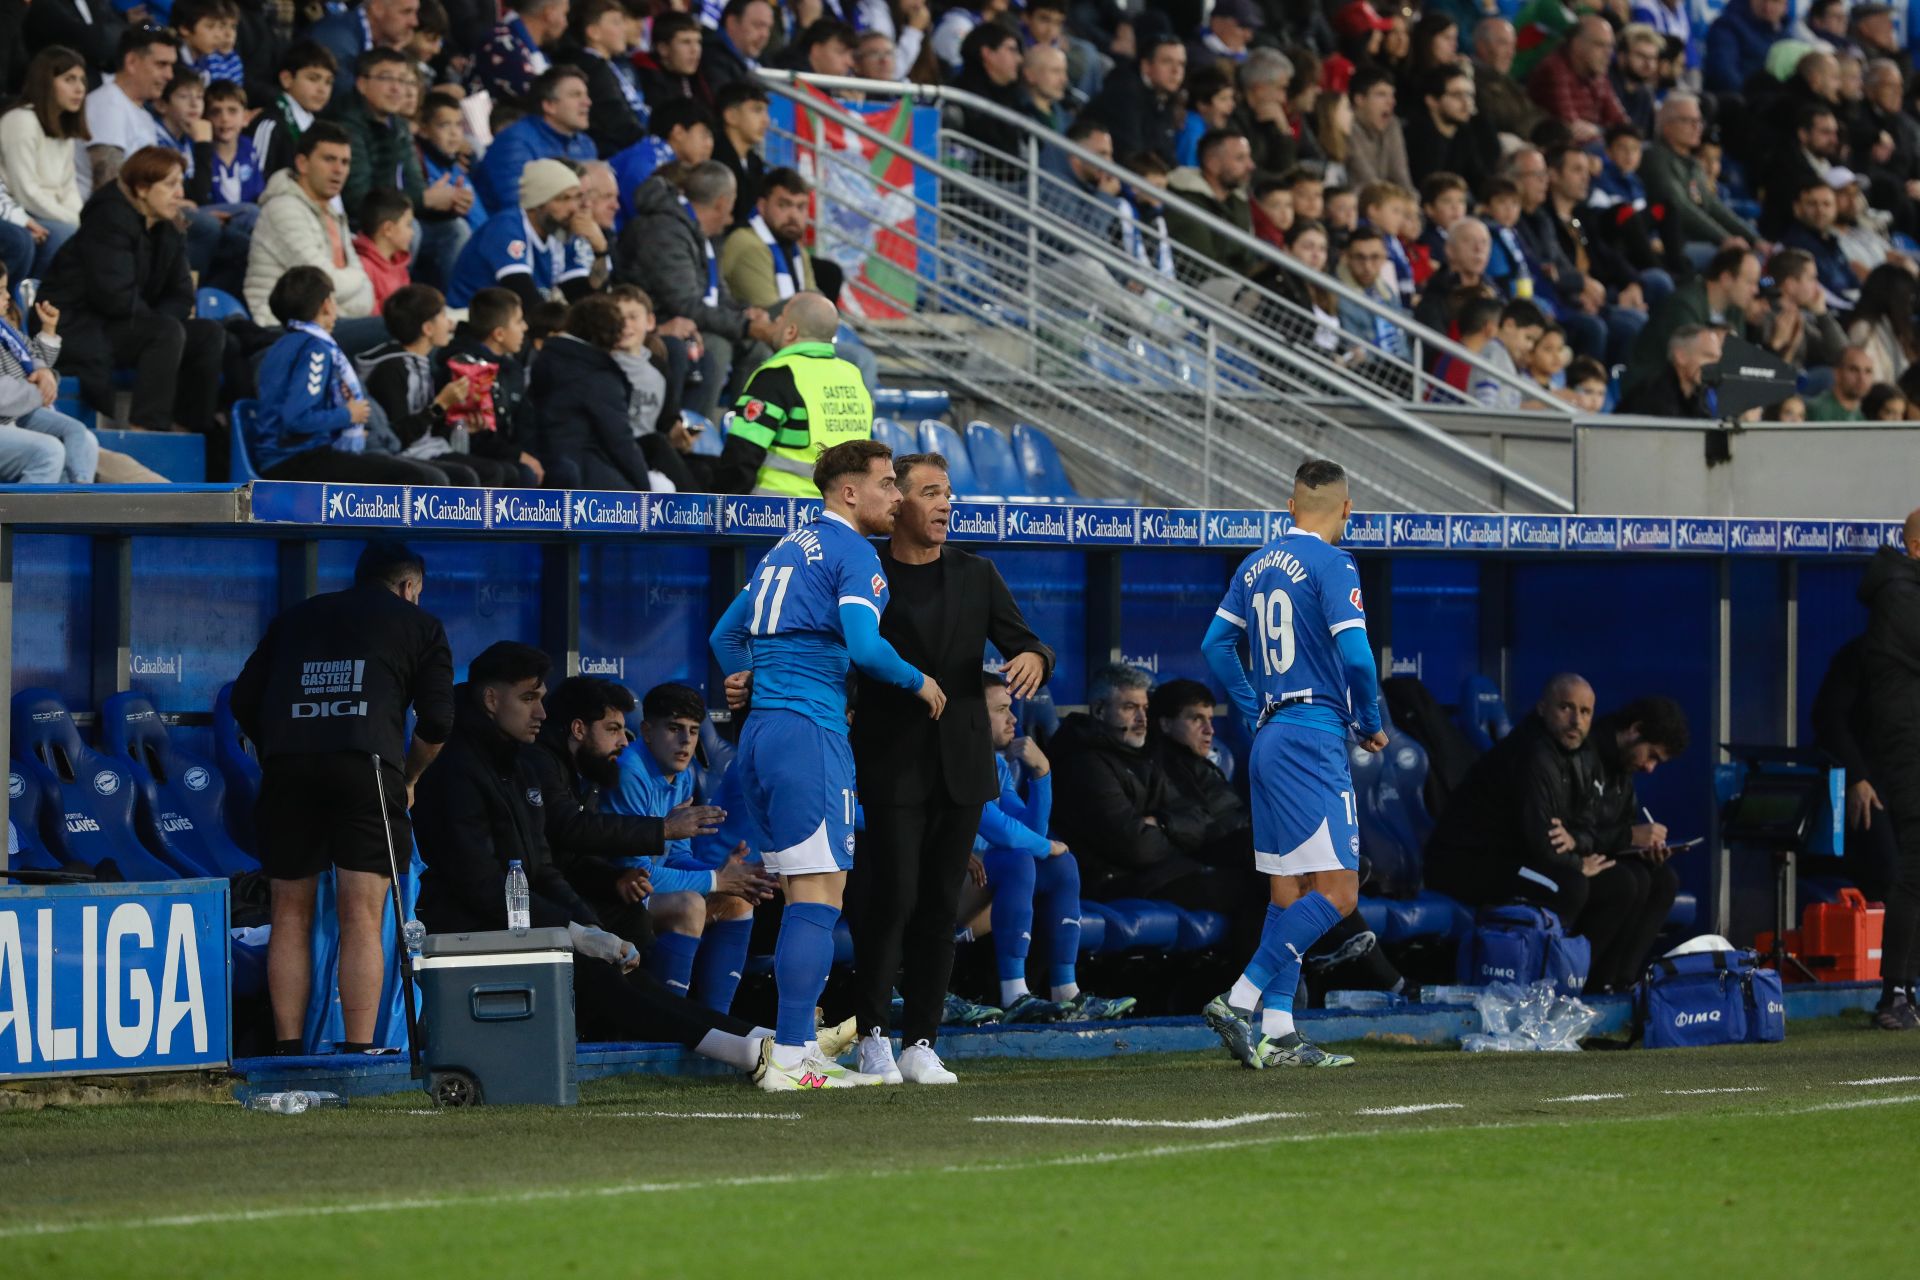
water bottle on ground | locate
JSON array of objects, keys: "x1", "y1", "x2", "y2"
[
  {"x1": 506, "y1": 860, "x2": 530, "y2": 933},
  {"x1": 246, "y1": 1090, "x2": 346, "y2": 1113}
]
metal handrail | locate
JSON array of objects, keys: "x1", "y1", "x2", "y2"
[
  {"x1": 755, "y1": 72, "x2": 1575, "y2": 512},
  {"x1": 756, "y1": 67, "x2": 1572, "y2": 420}
]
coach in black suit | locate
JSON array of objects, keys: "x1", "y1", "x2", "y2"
[{"x1": 848, "y1": 451, "x2": 1054, "y2": 1067}]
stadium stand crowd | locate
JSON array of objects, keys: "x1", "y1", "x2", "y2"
[{"x1": 9, "y1": 0, "x2": 1920, "y2": 484}]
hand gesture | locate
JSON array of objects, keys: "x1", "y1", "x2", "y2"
[
  {"x1": 615, "y1": 866, "x2": 653, "y2": 903},
  {"x1": 1848, "y1": 779, "x2": 1884, "y2": 831},
  {"x1": 422, "y1": 174, "x2": 460, "y2": 212},
  {"x1": 33, "y1": 299, "x2": 59, "y2": 336},
  {"x1": 916, "y1": 674, "x2": 947, "y2": 719},
  {"x1": 1002, "y1": 650, "x2": 1047, "y2": 700},
  {"x1": 519, "y1": 452, "x2": 545, "y2": 485},
  {"x1": 1011, "y1": 735, "x2": 1049, "y2": 777},
  {"x1": 664, "y1": 801, "x2": 726, "y2": 842},
  {"x1": 717, "y1": 846, "x2": 778, "y2": 901},
  {"x1": 347, "y1": 398, "x2": 371, "y2": 425}
]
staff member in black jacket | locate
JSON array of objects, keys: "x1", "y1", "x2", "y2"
[
  {"x1": 846, "y1": 452, "x2": 1055, "y2": 1085},
  {"x1": 1811, "y1": 636, "x2": 1898, "y2": 902},
  {"x1": 413, "y1": 641, "x2": 850, "y2": 1072},
  {"x1": 1859, "y1": 512, "x2": 1920, "y2": 1029},
  {"x1": 231, "y1": 542, "x2": 454, "y2": 1055}
]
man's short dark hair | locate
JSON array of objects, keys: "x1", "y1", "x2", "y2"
[
  {"x1": 1066, "y1": 115, "x2": 1111, "y2": 145},
  {"x1": 715, "y1": 79, "x2": 770, "y2": 116},
  {"x1": 722, "y1": 0, "x2": 771, "y2": 21},
  {"x1": 762, "y1": 166, "x2": 810, "y2": 198},
  {"x1": 415, "y1": 0, "x2": 449, "y2": 37},
  {"x1": 117, "y1": 26, "x2": 180, "y2": 68},
  {"x1": 1148, "y1": 678, "x2": 1215, "y2": 724},
  {"x1": 268, "y1": 264, "x2": 333, "y2": 324},
  {"x1": 354, "y1": 540, "x2": 425, "y2": 589},
  {"x1": 1500, "y1": 298, "x2": 1549, "y2": 329},
  {"x1": 532, "y1": 64, "x2": 589, "y2": 107},
  {"x1": 1196, "y1": 127, "x2": 1247, "y2": 167},
  {"x1": 360, "y1": 185, "x2": 413, "y2": 236},
  {"x1": 962, "y1": 18, "x2": 1020, "y2": 67},
  {"x1": 1796, "y1": 102, "x2": 1837, "y2": 133},
  {"x1": 814, "y1": 438, "x2": 893, "y2": 494},
  {"x1": 564, "y1": 293, "x2": 626, "y2": 350},
  {"x1": 1423, "y1": 65, "x2": 1471, "y2": 103},
  {"x1": 982, "y1": 670, "x2": 1008, "y2": 689},
  {"x1": 469, "y1": 641, "x2": 552, "y2": 689},
  {"x1": 1346, "y1": 224, "x2": 1386, "y2": 249},
  {"x1": 1139, "y1": 32, "x2": 1184, "y2": 62},
  {"x1": 279, "y1": 39, "x2": 338, "y2": 77},
  {"x1": 893, "y1": 450, "x2": 947, "y2": 484},
  {"x1": 546, "y1": 676, "x2": 636, "y2": 736},
  {"x1": 1766, "y1": 247, "x2": 1815, "y2": 284},
  {"x1": 642, "y1": 682, "x2": 707, "y2": 724},
  {"x1": 652, "y1": 10, "x2": 701, "y2": 44},
  {"x1": 296, "y1": 120, "x2": 352, "y2": 159},
  {"x1": 356, "y1": 46, "x2": 410, "y2": 78},
  {"x1": 651, "y1": 97, "x2": 716, "y2": 140},
  {"x1": 1418, "y1": 172, "x2": 1468, "y2": 206},
  {"x1": 1350, "y1": 65, "x2": 1393, "y2": 99},
  {"x1": 205, "y1": 78, "x2": 248, "y2": 109},
  {"x1": 382, "y1": 284, "x2": 446, "y2": 345},
  {"x1": 798, "y1": 18, "x2": 857, "y2": 54},
  {"x1": 1458, "y1": 293, "x2": 1503, "y2": 335},
  {"x1": 1704, "y1": 246, "x2": 1752, "y2": 282},
  {"x1": 1565, "y1": 355, "x2": 1607, "y2": 387},
  {"x1": 1295, "y1": 458, "x2": 1347, "y2": 491},
  {"x1": 467, "y1": 286, "x2": 522, "y2": 341},
  {"x1": 1616, "y1": 695, "x2": 1689, "y2": 754}
]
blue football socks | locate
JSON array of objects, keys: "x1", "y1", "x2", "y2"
[{"x1": 773, "y1": 901, "x2": 840, "y2": 1047}]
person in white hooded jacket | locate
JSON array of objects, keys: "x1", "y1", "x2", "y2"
[{"x1": 244, "y1": 121, "x2": 382, "y2": 350}]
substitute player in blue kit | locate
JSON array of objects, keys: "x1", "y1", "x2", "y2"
[
  {"x1": 710, "y1": 439, "x2": 948, "y2": 1091},
  {"x1": 1198, "y1": 459, "x2": 1388, "y2": 1069}
]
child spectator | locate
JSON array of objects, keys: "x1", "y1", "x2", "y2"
[
  {"x1": 435, "y1": 286, "x2": 545, "y2": 485},
  {"x1": 529, "y1": 292, "x2": 653, "y2": 491},
  {"x1": 1282, "y1": 164, "x2": 1326, "y2": 223},
  {"x1": 1522, "y1": 321, "x2": 1568, "y2": 394},
  {"x1": 203, "y1": 80, "x2": 265, "y2": 207},
  {"x1": 1357, "y1": 180, "x2": 1416, "y2": 308},
  {"x1": 527, "y1": 300, "x2": 571, "y2": 350},
  {"x1": 1480, "y1": 176, "x2": 1535, "y2": 300},
  {"x1": 1323, "y1": 185, "x2": 1359, "y2": 241},
  {"x1": 174, "y1": 0, "x2": 245, "y2": 88},
  {"x1": 417, "y1": 92, "x2": 487, "y2": 235},
  {"x1": 1560, "y1": 354, "x2": 1609, "y2": 411},
  {"x1": 352, "y1": 188, "x2": 416, "y2": 311},
  {"x1": 353, "y1": 284, "x2": 504, "y2": 487},
  {"x1": 0, "y1": 272, "x2": 98, "y2": 485},
  {"x1": 252, "y1": 42, "x2": 337, "y2": 179},
  {"x1": 1430, "y1": 291, "x2": 1501, "y2": 400},
  {"x1": 1251, "y1": 177, "x2": 1295, "y2": 248},
  {"x1": 608, "y1": 283, "x2": 671, "y2": 438},
  {"x1": 1469, "y1": 299, "x2": 1548, "y2": 409},
  {"x1": 1416, "y1": 171, "x2": 1469, "y2": 262},
  {"x1": 407, "y1": 2, "x2": 452, "y2": 89},
  {"x1": 153, "y1": 71, "x2": 210, "y2": 190},
  {"x1": 1763, "y1": 393, "x2": 1807, "y2": 422}
]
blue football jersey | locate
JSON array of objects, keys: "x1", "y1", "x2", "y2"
[
  {"x1": 1214, "y1": 530, "x2": 1370, "y2": 734},
  {"x1": 737, "y1": 511, "x2": 890, "y2": 733}
]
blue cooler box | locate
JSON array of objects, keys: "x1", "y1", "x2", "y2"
[{"x1": 417, "y1": 927, "x2": 578, "y2": 1106}]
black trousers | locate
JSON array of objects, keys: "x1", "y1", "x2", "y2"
[
  {"x1": 847, "y1": 798, "x2": 983, "y2": 1045},
  {"x1": 1432, "y1": 853, "x2": 1677, "y2": 993},
  {"x1": 1878, "y1": 779, "x2": 1920, "y2": 993},
  {"x1": 573, "y1": 955, "x2": 757, "y2": 1045},
  {"x1": 62, "y1": 315, "x2": 226, "y2": 434},
  {"x1": 263, "y1": 449, "x2": 473, "y2": 486}
]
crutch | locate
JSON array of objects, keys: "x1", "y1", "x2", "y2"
[{"x1": 371, "y1": 753, "x2": 424, "y2": 1081}]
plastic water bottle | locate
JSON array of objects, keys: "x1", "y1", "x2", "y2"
[
  {"x1": 403, "y1": 919, "x2": 426, "y2": 956},
  {"x1": 1324, "y1": 989, "x2": 1402, "y2": 1011},
  {"x1": 246, "y1": 1090, "x2": 346, "y2": 1113},
  {"x1": 506, "y1": 860, "x2": 530, "y2": 933}
]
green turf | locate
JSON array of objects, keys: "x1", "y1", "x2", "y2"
[{"x1": 4, "y1": 1019, "x2": 1917, "y2": 1278}]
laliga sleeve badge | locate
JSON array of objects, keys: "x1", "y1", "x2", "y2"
[
  {"x1": 871, "y1": 573, "x2": 887, "y2": 597},
  {"x1": 1350, "y1": 587, "x2": 1365, "y2": 612}
]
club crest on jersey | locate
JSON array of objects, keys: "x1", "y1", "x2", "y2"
[
  {"x1": 507, "y1": 238, "x2": 526, "y2": 260},
  {"x1": 1350, "y1": 587, "x2": 1364, "y2": 612},
  {"x1": 870, "y1": 573, "x2": 886, "y2": 597},
  {"x1": 843, "y1": 832, "x2": 856, "y2": 855},
  {"x1": 525, "y1": 787, "x2": 544, "y2": 807}
]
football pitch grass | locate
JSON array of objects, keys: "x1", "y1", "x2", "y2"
[{"x1": 3, "y1": 1018, "x2": 1916, "y2": 1279}]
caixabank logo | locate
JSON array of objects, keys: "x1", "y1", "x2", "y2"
[
  {"x1": 1069, "y1": 508, "x2": 1137, "y2": 544},
  {"x1": 320, "y1": 485, "x2": 407, "y2": 525},
  {"x1": 1673, "y1": 518, "x2": 1727, "y2": 551},
  {"x1": 1341, "y1": 512, "x2": 1389, "y2": 547},
  {"x1": 1727, "y1": 519, "x2": 1781, "y2": 554},
  {"x1": 490, "y1": 489, "x2": 567, "y2": 531},
  {"x1": 1618, "y1": 517, "x2": 1674, "y2": 551},
  {"x1": 721, "y1": 496, "x2": 794, "y2": 535},
  {"x1": 1833, "y1": 520, "x2": 1885, "y2": 553},
  {"x1": 644, "y1": 494, "x2": 719, "y2": 534},
  {"x1": 408, "y1": 488, "x2": 488, "y2": 529},
  {"x1": 1566, "y1": 516, "x2": 1620, "y2": 551},
  {"x1": 1201, "y1": 509, "x2": 1266, "y2": 546},
  {"x1": 1002, "y1": 503, "x2": 1071, "y2": 543},
  {"x1": 1388, "y1": 513, "x2": 1446, "y2": 549},
  {"x1": 1139, "y1": 509, "x2": 1203, "y2": 546},
  {"x1": 946, "y1": 502, "x2": 1002, "y2": 542},
  {"x1": 1507, "y1": 515, "x2": 1566, "y2": 551},
  {"x1": 1447, "y1": 514, "x2": 1506, "y2": 551},
  {"x1": 569, "y1": 492, "x2": 645, "y2": 531},
  {"x1": 1780, "y1": 521, "x2": 1833, "y2": 553}
]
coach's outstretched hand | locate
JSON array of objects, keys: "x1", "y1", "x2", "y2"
[
  {"x1": 917, "y1": 675, "x2": 947, "y2": 719},
  {"x1": 1357, "y1": 730, "x2": 1388, "y2": 753},
  {"x1": 665, "y1": 802, "x2": 726, "y2": 842}
]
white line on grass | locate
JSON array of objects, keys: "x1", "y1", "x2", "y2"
[
  {"x1": 1799, "y1": 1093, "x2": 1920, "y2": 1113},
  {"x1": 601, "y1": 1111, "x2": 805, "y2": 1121},
  {"x1": 1542, "y1": 1094, "x2": 1628, "y2": 1103},
  {"x1": 1661, "y1": 1087, "x2": 1767, "y2": 1096},
  {"x1": 1837, "y1": 1075, "x2": 1920, "y2": 1087},
  {"x1": 0, "y1": 1096, "x2": 1893, "y2": 1241},
  {"x1": 972, "y1": 1112, "x2": 1304, "y2": 1130},
  {"x1": 1352, "y1": 1103, "x2": 1464, "y2": 1116}
]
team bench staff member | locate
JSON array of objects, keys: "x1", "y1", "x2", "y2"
[
  {"x1": 232, "y1": 541, "x2": 454, "y2": 1055},
  {"x1": 701, "y1": 290, "x2": 871, "y2": 496}
]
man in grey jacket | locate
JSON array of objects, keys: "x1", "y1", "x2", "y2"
[
  {"x1": 1640, "y1": 92, "x2": 1758, "y2": 271},
  {"x1": 612, "y1": 162, "x2": 780, "y2": 418}
]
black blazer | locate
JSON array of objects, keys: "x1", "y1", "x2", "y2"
[{"x1": 850, "y1": 546, "x2": 1054, "y2": 807}]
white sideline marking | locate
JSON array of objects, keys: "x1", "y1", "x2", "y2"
[
  {"x1": 1352, "y1": 1103, "x2": 1463, "y2": 1116},
  {"x1": 603, "y1": 1111, "x2": 804, "y2": 1122},
  {"x1": 1543, "y1": 1093, "x2": 1627, "y2": 1103},
  {"x1": 0, "y1": 1096, "x2": 1890, "y2": 1241},
  {"x1": 1661, "y1": 1087, "x2": 1766, "y2": 1096},
  {"x1": 972, "y1": 1112, "x2": 1304, "y2": 1131},
  {"x1": 1800, "y1": 1094, "x2": 1920, "y2": 1113},
  {"x1": 1838, "y1": 1075, "x2": 1920, "y2": 1087}
]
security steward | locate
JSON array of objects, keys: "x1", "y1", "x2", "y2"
[
  {"x1": 1860, "y1": 508, "x2": 1920, "y2": 1029},
  {"x1": 231, "y1": 541, "x2": 455, "y2": 1055},
  {"x1": 700, "y1": 290, "x2": 872, "y2": 496}
]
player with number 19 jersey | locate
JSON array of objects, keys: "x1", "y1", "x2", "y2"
[{"x1": 1210, "y1": 528, "x2": 1382, "y2": 876}]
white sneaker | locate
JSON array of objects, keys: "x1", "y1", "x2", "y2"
[
  {"x1": 752, "y1": 1037, "x2": 886, "y2": 1092},
  {"x1": 857, "y1": 1031, "x2": 903, "y2": 1084},
  {"x1": 897, "y1": 1039, "x2": 958, "y2": 1085}
]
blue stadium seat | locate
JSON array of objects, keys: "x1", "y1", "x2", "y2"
[
  {"x1": 1361, "y1": 720, "x2": 1435, "y2": 899},
  {"x1": 213, "y1": 681, "x2": 262, "y2": 852},
  {"x1": 1017, "y1": 685, "x2": 1060, "y2": 744},
  {"x1": 871, "y1": 387, "x2": 950, "y2": 418},
  {"x1": 9, "y1": 689, "x2": 180, "y2": 881},
  {"x1": 1075, "y1": 906, "x2": 1108, "y2": 953},
  {"x1": 1209, "y1": 738, "x2": 1236, "y2": 784},
  {"x1": 7, "y1": 764, "x2": 63, "y2": 872},
  {"x1": 53, "y1": 375, "x2": 92, "y2": 426},
  {"x1": 195, "y1": 286, "x2": 250, "y2": 323},
  {"x1": 964, "y1": 421, "x2": 1035, "y2": 498},
  {"x1": 871, "y1": 415, "x2": 914, "y2": 457},
  {"x1": 93, "y1": 429, "x2": 204, "y2": 482},
  {"x1": 1095, "y1": 898, "x2": 1182, "y2": 952},
  {"x1": 1173, "y1": 907, "x2": 1228, "y2": 950},
  {"x1": 229, "y1": 399, "x2": 263, "y2": 482},
  {"x1": 917, "y1": 419, "x2": 993, "y2": 497},
  {"x1": 1456, "y1": 675, "x2": 1511, "y2": 752},
  {"x1": 100, "y1": 691, "x2": 259, "y2": 878},
  {"x1": 1380, "y1": 891, "x2": 1473, "y2": 945},
  {"x1": 1010, "y1": 422, "x2": 1076, "y2": 500},
  {"x1": 1355, "y1": 896, "x2": 1392, "y2": 937},
  {"x1": 683, "y1": 410, "x2": 722, "y2": 456},
  {"x1": 1666, "y1": 891, "x2": 1698, "y2": 930}
]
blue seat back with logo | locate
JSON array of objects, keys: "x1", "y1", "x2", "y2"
[
  {"x1": 7, "y1": 763, "x2": 61, "y2": 871},
  {"x1": 1456, "y1": 675, "x2": 1512, "y2": 752},
  {"x1": 9, "y1": 688, "x2": 180, "y2": 880},
  {"x1": 213, "y1": 681, "x2": 262, "y2": 852},
  {"x1": 101, "y1": 691, "x2": 259, "y2": 878}
]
